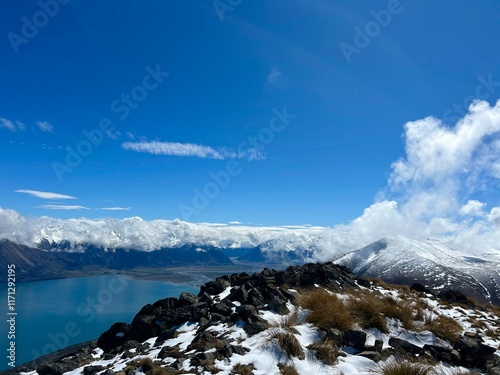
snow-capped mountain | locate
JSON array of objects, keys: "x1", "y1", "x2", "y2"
[
  {"x1": 237, "y1": 239, "x2": 316, "y2": 265},
  {"x1": 334, "y1": 235, "x2": 500, "y2": 304}
]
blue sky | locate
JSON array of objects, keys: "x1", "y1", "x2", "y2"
[{"x1": 1, "y1": 0, "x2": 500, "y2": 227}]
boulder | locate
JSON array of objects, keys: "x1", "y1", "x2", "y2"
[
  {"x1": 96, "y1": 322, "x2": 131, "y2": 352},
  {"x1": 83, "y1": 365, "x2": 104, "y2": 375},
  {"x1": 410, "y1": 283, "x2": 433, "y2": 294},
  {"x1": 179, "y1": 292, "x2": 198, "y2": 306},
  {"x1": 438, "y1": 290, "x2": 470, "y2": 305},
  {"x1": 343, "y1": 329, "x2": 367, "y2": 351},
  {"x1": 453, "y1": 334, "x2": 496, "y2": 369},
  {"x1": 388, "y1": 337, "x2": 423, "y2": 356}
]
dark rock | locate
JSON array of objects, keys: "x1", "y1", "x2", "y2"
[
  {"x1": 423, "y1": 344, "x2": 452, "y2": 362},
  {"x1": 198, "y1": 292, "x2": 214, "y2": 305},
  {"x1": 268, "y1": 297, "x2": 290, "y2": 315},
  {"x1": 191, "y1": 306, "x2": 209, "y2": 321},
  {"x1": 247, "y1": 287, "x2": 266, "y2": 308},
  {"x1": 454, "y1": 334, "x2": 496, "y2": 369},
  {"x1": 489, "y1": 368, "x2": 500, "y2": 375},
  {"x1": 195, "y1": 351, "x2": 215, "y2": 362},
  {"x1": 37, "y1": 362, "x2": 76, "y2": 375},
  {"x1": 438, "y1": 290, "x2": 470, "y2": 305},
  {"x1": 228, "y1": 285, "x2": 249, "y2": 304},
  {"x1": 325, "y1": 328, "x2": 343, "y2": 346},
  {"x1": 356, "y1": 278, "x2": 371, "y2": 288},
  {"x1": 388, "y1": 337, "x2": 423, "y2": 356},
  {"x1": 155, "y1": 327, "x2": 177, "y2": 345},
  {"x1": 374, "y1": 339, "x2": 383, "y2": 352},
  {"x1": 231, "y1": 345, "x2": 250, "y2": 356},
  {"x1": 188, "y1": 330, "x2": 220, "y2": 351},
  {"x1": 129, "y1": 313, "x2": 158, "y2": 343},
  {"x1": 83, "y1": 365, "x2": 104, "y2": 375},
  {"x1": 121, "y1": 350, "x2": 135, "y2": 359},
  {"x1": 210, "y1": 300, "x2": 233, "y2": 316},
  {"x1": 244, "y1": 320, "x2": 267, "y2": 335},
  {"x1": 201, "y1": 278, "x2": 230, "y2": 295},
  {"x1": 411, "y1": 283, "x2": 433, "y2": 294},
  {"x1": 96, "y1": 322, "x2": 130, "y2": 352},
  {"x1": 210, "y1": 312, "x2": 230, "y2": 323},
  {"x1": 357, "y1": 351, "x2": 382, "y2": 362},
  {"x1": 152, "y1": 297, "x2": 179, "y2": 309},
  {"x1": 235, "y1": 304, "x2": 259, "y2": 319},
  {"x1": 179, "y1": 292, "x2": 198, "y2": 306},
  {"x1": 343, "y1": 330, "x2": 367, "y2": 351}
]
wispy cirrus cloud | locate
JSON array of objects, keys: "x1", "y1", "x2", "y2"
[
  {"x1": 0, "y1": 118, "x2": 16, "y2": 131},
  {"x1": 1, "y1": 118, "x2": 50, "y2": 133},
  {"x1": 36, "y1": 120, "x2": 54, "y2": 133},
  {"x1": 15, "y1": 189, "x2": 77, "y2": 200},
  {"x1": 36, "y1": 204, "x2": 89, "y2": 210},
  {"x1": 122, "y1": 140, "x2": 265, "y2": 161},
  {"x1": 100, "y1": 207, "x2": 132, "y2": 211}
]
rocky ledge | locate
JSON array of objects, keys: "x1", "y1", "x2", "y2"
[{"x1": 5, "y1": 262, "x2": 500, "y2": 375}]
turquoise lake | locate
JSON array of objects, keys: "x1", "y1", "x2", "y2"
[{"x1": 1, "y1": 275, "x2": 198, "y2": 371}]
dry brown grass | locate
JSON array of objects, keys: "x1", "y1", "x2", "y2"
[
  {"x1": 278, "y1": 363, "x2": 299, "y2": 375},
  {"x1": 424, "y1": 314, "x2": 462, "y2": 343},
  {"x1": 347, "y1": 292, "x2": 388, "y2": 333},
  {"x1": 296, "y1": 288, "x2": 354, "y2": 332},
  {"x1": 307, "y1": 338, "x2": 339, "y2": 365},
  {"x1": 377, "y1": 356, "x2": 432, "y2": 375},
  {"x1": 379, "y1": 295, "x2": 417, "y2": 330},
  {"x1": 267, "y1": 329, "x2": 305, "y2": 360},
  {"x1": 269, "y1": 312, "x2": 299, "y2": 334},
  {"x1": 232, "y1": 363, "x2": 255, "y2": 375}
]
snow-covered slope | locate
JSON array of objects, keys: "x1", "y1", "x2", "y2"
[
  {"x1": 12, "y1": 263, "x2": 500, "y2": 375},
  {"x1": 335, "y1": 235, "x2": 500, "y2": 304}
]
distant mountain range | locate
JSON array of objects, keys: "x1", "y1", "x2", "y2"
[
  {"x1": 0, "y1": 239, "x2": 232, "y2": 282},
  {"x1": 2, "y1": 234, "x2": 500, "y2": 305},
  {"x1": 334, "y1": 235, "x2": 500, "y2": 305}
]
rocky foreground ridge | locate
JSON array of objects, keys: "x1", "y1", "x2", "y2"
[{"x1": 6, "y1": 262, "x2": 500, "y2": 375}]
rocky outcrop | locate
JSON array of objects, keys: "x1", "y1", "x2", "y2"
[
  {"x1": 96, "y1": 262, "x2": 359, "y2": 354},
  {"x1": 4, "y1": 261, "x2": 499, "y2": 375}
]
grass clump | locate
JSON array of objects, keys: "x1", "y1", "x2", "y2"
[
  {"x1": 270, "y1": 313, "x2": 299, "y2": 334},
  {"x1": 424, "y1": 315, "x2": 462, "y2": 343},
  {"x1": 347, "y1": 292, "x2": 388, "y2": 333},
  {"x1": 379, "y1": 295, "x2": 418, "y2": 330},
  {"x1": 296, "y1": 288, "x2": 354, "y2": 331},
  {"x1": 377, "y1": 356, "x2": 432, "y2": 375},
  {"x1": 232, "y1": 363, "x2": 255, "y2": 374},
  {"x1": 307, "y1": 338, "x2": 339, "y2": 365},
  {"x1": 268, "y1": 329, "x2": 305, "y2": 360},
  {"x1": 124, "y1": 357, "x2": 169, "y2": 375},
  {"x1": 278, "y1": 363, "x2": 299, "y2": 375}
]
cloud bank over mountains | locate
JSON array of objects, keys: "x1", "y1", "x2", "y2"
[{"x1": 1, "y1": 100, "x2": 500, "y2": 257}]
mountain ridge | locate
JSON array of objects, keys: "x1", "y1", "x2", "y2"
[{"x1": 334, "y1": 235, "x2": 500, "y2": 305}]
